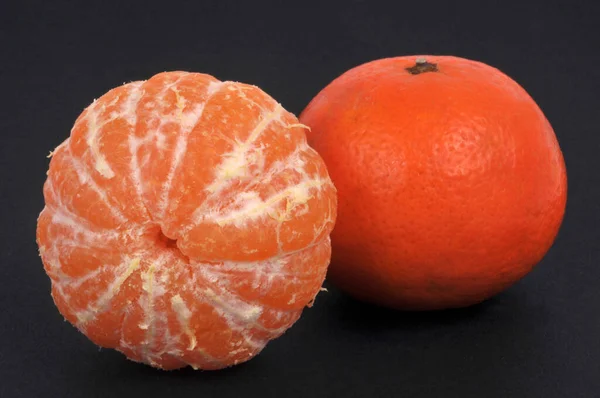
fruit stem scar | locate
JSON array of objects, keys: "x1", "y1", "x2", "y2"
[{"x1": 406, "y1": 58, "x2": 439, "y2": 75}]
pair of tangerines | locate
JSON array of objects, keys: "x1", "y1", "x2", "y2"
[{"x1": 36, "y1": 55, "x2": 566, "y2": 370}]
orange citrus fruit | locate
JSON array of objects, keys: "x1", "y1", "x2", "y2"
[
  {"x1": 36, "y1": 71, "x2": 337, "y2": 370},
  {"x1": 300, "y1": 55, "x2": 567, "y2": 311}
]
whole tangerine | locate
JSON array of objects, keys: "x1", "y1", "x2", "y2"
[
  {"x1": 300, "y1": 55, "x2": 566, "y2": 310},
  {"x1": 36, "y1": 71, "x2": 337, "y2": 369}
]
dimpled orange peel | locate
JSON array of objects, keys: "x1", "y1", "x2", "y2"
[
  {"x1": 36, "y1": 71, "x2": 337, "y2": 370},
  {"x1": 300, "y1": 55, "x2": 566, "y2": 310}
]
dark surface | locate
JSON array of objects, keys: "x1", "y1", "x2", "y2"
[{"x1": 1, "y1": 0, "x2": 599, "y2": 397}]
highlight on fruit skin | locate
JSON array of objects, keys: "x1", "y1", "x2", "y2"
[
  {"x1": 300, "y1": 55, "x2": 567, "y2": 311},
  {"x1": 36, "y1": 71, "x2": 337, "y2": 370}
]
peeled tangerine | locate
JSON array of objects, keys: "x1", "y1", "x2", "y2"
[{"x1": 36, "y1": 71, "x2": 337, "y2": 370}]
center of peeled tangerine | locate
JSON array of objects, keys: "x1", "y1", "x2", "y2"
[
  {"x1": 154, "y1": 227, "x2": 192, "y2": 263},
  {"x1": 157, "y1": 228, "x2": 179, "y2": 250}
]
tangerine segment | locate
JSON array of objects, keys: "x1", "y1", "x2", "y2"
[{"x1": 36, "y1": 71, "x2": 337, "y2": 369}]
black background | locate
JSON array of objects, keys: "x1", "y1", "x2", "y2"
[{"x1": 2, "y1": 1, "x2": 599, "y2": 397}]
